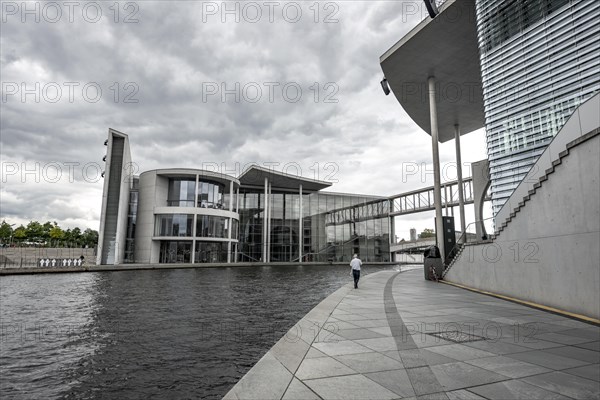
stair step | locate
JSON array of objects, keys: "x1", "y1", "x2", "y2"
[
  {"x1": 545, "y1": 167, "x2": 554, "y2": 175},
  {"x1": 559, "y1": 149, "x2": 569, "y2": 158},
  {"x1": 552, "y1": 159, "x2": 562, "y2": 167}
]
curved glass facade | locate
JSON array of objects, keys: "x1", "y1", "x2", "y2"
[
  {"x1": 194, "y1": 241, "x2": 228, "y2": 263},
  {"x1": 168, "y1": 179, "x2": 196, "y2": 207},
  {"x1": 155, "y1": 214, "x2": 194, "y2": 237},
  {"x1": 166, "y1": 177, "x2": 232, "y2": 210},
  {"x1": 198, "y1": 180, "x2": 225, "y2": 209},
  {"x1": 196, "y1": 215, "x2": 235, "y2": 238},
  {"x1": 159, "y1": 240, "x2": 192, "y2": 263},
  {"x1": 476, "y1": 0, "x2": 600, "y2": 213}
]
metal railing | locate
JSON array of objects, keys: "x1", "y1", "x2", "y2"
[{"x1": 443, "y1": 217, "x2": 495, "y2": 276}]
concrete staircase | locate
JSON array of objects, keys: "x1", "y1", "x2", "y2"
[
  {"x1": 495, "y1": 130, "x2": 598, "y2": 236},
  {"x1": 443, "y1": 93, "x2": 600, "y2": 279}
]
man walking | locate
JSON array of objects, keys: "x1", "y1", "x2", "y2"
[{"x1": 350, "y1": 254, "x2": 362, "y2": 289}]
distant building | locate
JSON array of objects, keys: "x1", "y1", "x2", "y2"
[
  {"x1": 409, "y1": 228, "x2": 417, "y2": 242},
  {"x1": 476, "y1": 0, "x2": 600, "y2": 213},
  {"x1": 98, "y1": 129, "x2": 391, "y2": 265}
]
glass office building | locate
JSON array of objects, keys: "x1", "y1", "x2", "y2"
[
  {"x1": 476, "y1": 0, "x2": 600, "y2": 213},
  {"x1": 237, "y1": 191, "x2": 390, "y2": 263},
  {"x1": 98, "y1": 131, "x2": 392, "y2": 265}
]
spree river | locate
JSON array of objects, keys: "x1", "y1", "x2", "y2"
[{"x1": 0, "y1": 264, "x2": 406, "y2": 399}]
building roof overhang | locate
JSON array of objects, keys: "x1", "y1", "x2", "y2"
[
  {"x1": 380, "y1": 0, "x2": 485, "y2": 142},
  {"x1": 146, "y1": 168, "x2": 241, "y2": 187},
  {"x1": 238, "y1": 165, "x2": 332, "y2": 192}
]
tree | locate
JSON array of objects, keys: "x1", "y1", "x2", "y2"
[
  {"x1": 1, "y1": 220, "x2": 98, "y2": 248},
  {"x1": 419, "y1": 228, "x2": 435, "y2": 239},
  {"x1": 25, "y1": 221, "x2": 44, "y2": 242},
  {"x1": 81, "y1": 229, "x2": 99, "y2": 247},
  {"x1": 42, "y1": 221, "x2": 55, "y2": 242},
  {"x1": 49, "y1": 225, "x2": 65, "y2": 246},
  {"x1": 0, "y1": 221, "x2": 13, "y2": 243},
  {"x1": 13, "y1": 225, "x2": 27, "y2": 243}
]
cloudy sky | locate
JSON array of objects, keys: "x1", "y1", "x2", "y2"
[{"x1": 0, "y1": 1, "x2": 488, "y2": 239}]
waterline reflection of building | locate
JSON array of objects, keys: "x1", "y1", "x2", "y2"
[{"x1": 98, "y1": 129, "x2": 390, "y2": 265}]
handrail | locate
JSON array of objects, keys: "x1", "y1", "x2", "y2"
[
  {"x1": 237, "y1": 252, "x2": 260, "y2": 262},
  {"x1": 442, "y1": 217, "x2": 494, "y2": 277},
  {"x1": 445, "y1": 217, "x2": 495, "y2": 265}
]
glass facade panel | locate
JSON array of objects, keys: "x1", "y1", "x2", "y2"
[
  {"x1": 159, "y1": 240, "x2": 192, "y2": 263},
  {"x1": 168, "y1": 178, "x2": 196, "y2": 207},
  {"x1": 197, "y1": 180, "x2": 225, "y2": 209},
  {"x1": 476, "y1": 0, "x2": 600, "y2": 213},
  {"x1": 155, "y1": 214, "x2": 194, "y2": 236},
  {"x1": 124, "y1": 179, "x2": 139, "y2": 263},
  {"x1": 196, "y1": 215, "x2": 232, "y2": 239},
  {"x1": 236, "y1": 189, "x2": 390, "y2": 263},
  {"x1": 195, "y1": 241, "x2": 228, "y2": 263}
]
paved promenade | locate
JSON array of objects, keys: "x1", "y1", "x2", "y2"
[{"x1": 224, "y1": 270, "x2": 600, "y2": 399}]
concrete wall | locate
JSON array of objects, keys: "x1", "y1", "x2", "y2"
[
  {"x1": 135, "y1": 171, "x2": 159, "y2": 264},
  {"x1": 1, "y1": 247, "x2": 97, "y2": 265},
  {"x1": 446, "y1": 132, "x2": 600, "y2": 319}
]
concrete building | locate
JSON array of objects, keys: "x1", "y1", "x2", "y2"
[
  {"x1": 381, "y1": 0, "x2": 600, "y2": 248},
  {"x1": 380, "y1": 0, "x2": 600, "y2": 318},
  {"x1": 97, "y1": 129, "x2": 391, "y2": 265},
  {"x1": 476, "y1": 0, "x2": 600, "y2": 214}
]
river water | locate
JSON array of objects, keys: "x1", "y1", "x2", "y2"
[{"x1": 0, "y1": 264, "x2": 410, "y2": 399}]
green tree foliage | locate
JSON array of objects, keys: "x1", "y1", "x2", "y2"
[
  {"x1": 0, "y1": 220, "x2": 98, "y2": 248},
  {"x1": 25, "y1": 221, "x2": 45, "y2": 242},
  {"x1": 81, "y1": 229, "x2": 99, "y2": 247},
  {"x1": 419, "y1": 228, "x2": 435, "y2": 239},
  {"x1": 13, "y1": 225, "x2": 27, "y2": 242},
  {"x1": 0, "y1": 221, "x2": 13, "y2": 243},
  {"x1": 49, "y1": 225, "x2": 65, "y2": 245}
]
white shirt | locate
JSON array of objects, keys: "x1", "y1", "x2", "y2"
[{"x1": 350, "y1": 258, "x2": 362, "y2": 270}]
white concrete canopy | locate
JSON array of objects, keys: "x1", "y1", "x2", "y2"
[
  {"x1": 380, "y1": 0, "x2": 485, "y2": 142},
  {"x1": 238, "y1": 165, "x2": 331, "y2": 192}
]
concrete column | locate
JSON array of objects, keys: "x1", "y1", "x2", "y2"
[
  {"x1": 267, "y1": 183, "x2": 272, "y2": 263},
  {"x1": 455, "y1": 124, "x2": 466, "y2": 242},
  {"x1": 428, "y1": 76, "x2": 445, "y2": 260},
  {"x1": 298, "y1": 184, "x2": 303, "y2": 262},
  {"x1": 263, "y1": 177, "x2": 268, "y2": 262},
  {"x1": 229, "y1": 181, "x2": 234, "y2": 211},
  {"x1": 192, "y1": 175, "x2": 198, "y2": 263},
  {"x1": 192, "y1": 215, "x2": 197, "y2": 264}
]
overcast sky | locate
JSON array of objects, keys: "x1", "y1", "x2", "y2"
[{"x1": 0, "y1": 1, "x2": 489, "y2": 239}]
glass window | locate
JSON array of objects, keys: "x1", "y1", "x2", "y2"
[
  {"x1": 195, "y1": 215, "x2": 233, "y2": 239},
  {"x1": 167, "y1": 179, "x2": 196, "y2": 207},
  {"x1": 159, "y1": 240, "x2": 192, "y2": 263},
  {"x1": 197, "y1": 180, "x2": 225, "y2": 209},
  {"x1": 155, "y1": 214, "x2": 194, "y2": 236},
  {"x1": 195, "y1": 241, "x2": 228, "y2": 263}
]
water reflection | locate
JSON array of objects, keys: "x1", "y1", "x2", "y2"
[{"x1": 1, "y1": 264, "x2": 403, "y2": 399}]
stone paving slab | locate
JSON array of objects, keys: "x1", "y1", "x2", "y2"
[{"x1": 224, "y1": 270, "x2": 600, "y2": 399}]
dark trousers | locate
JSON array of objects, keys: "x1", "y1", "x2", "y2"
[{"x1": 352, "y1": 269, "x2": 360, "y2": 288}]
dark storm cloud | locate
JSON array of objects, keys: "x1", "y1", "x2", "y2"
[{"x1": 1, "y1": 1, "x2": 486, "y2": 228}]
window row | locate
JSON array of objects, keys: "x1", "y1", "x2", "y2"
[
  {"x1": 167, "y1": 178, "x2": 234, "y2": 210},
  {"x1": 155, "y1": 214, "x2": 238, "y2": 239},
  {"x1": 158, "y1": 240, "x2": 234, "y2": 264}
]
